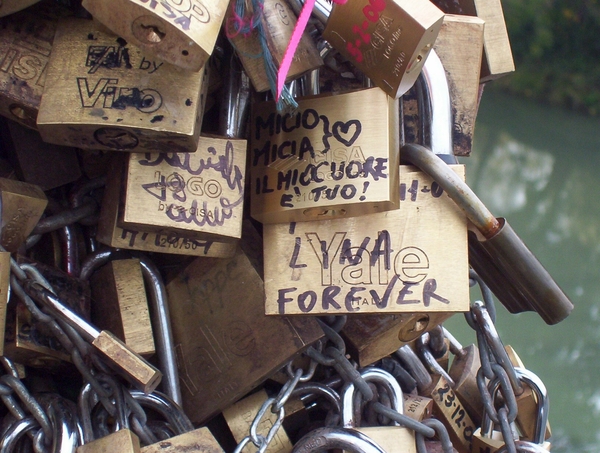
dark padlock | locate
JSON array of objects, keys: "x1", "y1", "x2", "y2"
[{"x1": 401, "y1": 143, "x2": 574, "y2": 325}]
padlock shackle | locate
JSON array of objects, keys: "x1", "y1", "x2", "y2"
[
  {"x1": 421, "y1": 50, "x2": 452, "y2": 156},
  {"x1": 292, "y1": 427, "x2": 387, "y2": 453},
  {"x1": 401, "y1": 144, "x2": 500, "y2": 238}
]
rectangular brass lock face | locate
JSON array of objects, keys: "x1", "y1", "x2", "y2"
[
  {"x1": 0, "y1": 178, "x2": 48, "y2": 252},
  {"x1": 77, "y1": 428, "x2": 141, "y2": 453},
  {"x1": 166, "y1": 242, "x2": 324, "y2": 424},
  {"x1": 0, "y1": 5, "x2": 58, "y2": 129},
  {"x1": 226, "y1": 0, "x2": 322, "y2": 93},
  {"x1": 82, "y1": 0, "x2": 228, "y2": 72},
  {"x1": 97, "y1": 155, "x2": 237, "y2": 258},
  {"x1": 429, "y1": 0, "x2": 515, "y2": 81},
  {"x1": 251, "y1": 88, "x2": 399, "y2": 224},
  {"x1": 263, "y1": 165, "x2": 469, "y2": 315},
  {"x1": 223, "y1": 389, "x2": 293, "y2": 453},
  {"x1": 341, "y1": 312, "x2": 455, "y2": 367},
  {"x1": 140, "y1": 427, "x2": 222, "y2": 453},
  {"x1": 37, "y1": 18, "x2": 208, "y2": 153},
  {"x1": 323, "y1": 0, "x2": 444, "y2": 98},
  {"x1": 121, "y1": 136, "x2": 247, "y2": 242},
  {"x1": 432, "y1": 15, "x2": 484, "y2": 157},
  {"x1": 90, "y1": 259, "x2": 155, "y2": 357}
]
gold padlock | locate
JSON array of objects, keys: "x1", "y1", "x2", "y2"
[
  {"x1": 0, "y1": 118, "x2": 82, "y2": 190},
  {"x1": 0, "y1": 0, "x2": 41, "y2": 17},
  {"x1": 119, "y1": 133, "x2": 247, "y2": 242},
  {"x1": 0, "y1": 2, "x2": 63, "y2": 129},
  {"x1": 223, "y1": 389, "x2": 293, "y2": 453},
  {"x1": 77, "y1": 429, "x2": 141, "y2": 453},
  {"x1": 429, "y1": 0, "x2": 515, "y2": 81},
  {"x1": 341, "y1": 312, "x2": 455, "y2": 367},
  {"x1": 263, "y1": 164, "x2": 469, "y2": 315},
  {"x1": 0, "y1": 252, "x2": 10, "y2": 356},
  {"x1": 403, "y1": 394, "x2": 433, "y2": 422},
  {"x1": 0, "y1": 178, "x2": 47, "y2": 252},
  {"x1": 432, "y1": 14, "x2": 484, "y2": 157},
  {"x1": 97, "y1": 155, "x2": 237, "y2": 258},
  {"x1": 37, "y1": 17, "x2": 208, "y2": 153},
  {"x1": 90, "y1": 258, "x2": 155, "y2": 358},
  {"x1": 165, "y1": 222, "x2": 324, "y2": 424},
  {"x1": 448, "y1": 344, "x2": 483, "y2": 427},
  {"x1": 251, "y1": 86, "x2": 399, "y2": 224},
  {"x1": 319, "y1": 0, "x2": 445, "y2": 98},
  {"x1": 141, "y1": 427, "x2": 223, "y2": 452},
  {"x1": 82, "y1": 0, "x2": 228, "y2": 72},
  {"x1": 225, "y1": 0, "x2": 322, "y2": 93}
]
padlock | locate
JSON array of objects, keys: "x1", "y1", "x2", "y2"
[
  {"x1": 36, "y1": 17, "x2": 209, "y2": 153},
  {"x1": 81, "y1": 0, "x2": 228, "y2": 72},
  {"x1": 165, "y1": 221, "x2": 324, "y2": 424},
  {"x1": 403, "y1": 394, "x2": 433, "y2": 422},
  {"x1": 512, "y1": 368, "x2": 551, "y2": 450},
  {"x1": 0, "y1": 0, "x2": 41, "y2": 17},
  {"x1": 140, "y1": 427, "x2": 223, "y2": 452},
  {"x1": 77, "y1": 429, "x2": 142, "y2": 453},
  {"x1": 0, "y1": 178, "x2": 47, "y2": 252},
  {"x1": 0, "y1": 118, "x2": 82, "y2": 191},
  {"x1": 428, "y1": 374, "x2": 477, "y2": 453},
  {"x1": 24, "y1": 280, "x2": 162, "y2": 393},
  {"x1": 429, "y1": 0, "x2": 515, "y2": 81},
  {"x1": 432, "y1": 14, "x2": 484, "y2": 157},
  {"x1": 0, "y1": 2, "x2": 64, "y2": 129},
  {"x1": 307, "y1": 0, "x2": 445, "y2": 99},
  {"x1": 340, "y1": 312, "x2": 455, "y2": 367},
  {"x1": 90, "y1": 258, "x2": 155, "y2": 358},
  {"x1": 97, "y1": 155, "x2": 237, "y2": 258},
  {"x1": 0, "y1": 252, "x2": 10, "y2": 356},
  {"x1": 342, "y1": 368, "x2": 416, "y2": 453},
  {"x1": 401, "y1": 143, "x2": 574, "y2": 325},
  {"x1": 251, "y1": 68, "x2": 400, "y2": 224},
  {"x1": 223, "y1": 388, "x2": 293, "y2": 453},
  {"x1": 225, "y1": 0, "x2": 322, "y2": 93},
  {"x1": 448, "y1": 344, "x2": 483, "y2": 427}
]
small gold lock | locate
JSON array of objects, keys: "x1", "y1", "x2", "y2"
[
  {"x1": 82, "y1": 0, "x2": 228, "y2": 72},
  {"x1": 263, "y1": 165, "x2": 469, "y2": 315},
  {"x1": 226, "y1": 0, "x2": 322, "y2": 93},
  {"x1": 97, "y1": 155, "x2": 237, "y2": 258},
  {"x1": 141, "y1": 427, "x2": 223, "y2": 453},
  {"x1": 0, "y1": 0, "x2": 41, "y2": 17},
  {"x1": 165, "y1": 223, "x2": 324, "y2": 425},
  {"x1": 90, "y1": 259, "x2": 155, "y2": 358},
  {"x1": 322, "y1": 0, "x2": 444, "y2": 98},
  {"x1": 37, "y1": 17, "x2": 208, "y2": 153},
  {"x1": 448, "y1": 344, "x2": 484, "y2": 427},
  {"x1": 251, "y1": 87, "x2": 400, "y2": 224},
  {"x1": 403, "y1": 394, "x2": 433, "y2": 422},
  {"x1": 77, "y1": 428, "x2": 141, "y2": 453},
  {"x1": 0, "y1": 251, "x2": 10, "y2": 356}
]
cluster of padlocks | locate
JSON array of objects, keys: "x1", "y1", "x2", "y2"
[{"x1": 0, "y1": 0, "x2": 575, "y2": 452}]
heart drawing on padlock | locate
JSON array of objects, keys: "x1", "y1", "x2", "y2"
[{"x1": 332, "y1": 120, "x2": 362, "y2": 146}]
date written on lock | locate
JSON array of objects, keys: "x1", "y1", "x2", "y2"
[
  {"x1": 251, "y1": 88, "x2": 399, "y2": 224},
  {"x1": 37, "y1": 18, "x2": 208, "y2": 153},
  {"x1": 264, "y1": 166, "x2": 469, "y2": 315}
]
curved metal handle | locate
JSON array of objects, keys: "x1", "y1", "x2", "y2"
[{"x1": 292, "y1": 427, "x2": 386, "y2": 453}]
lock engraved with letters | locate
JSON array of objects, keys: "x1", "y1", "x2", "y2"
[
  {"x1": 37, "y1": 18, "x2": 208, "y2": 153},
  {"x1": 251, "y1": 87, "x2": 399, "y2": 224}
]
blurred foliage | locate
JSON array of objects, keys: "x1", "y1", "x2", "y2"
[{"x1": 495, "y1": 0, "x2": 600, "y2": 115}]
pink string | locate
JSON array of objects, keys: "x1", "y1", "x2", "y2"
[{"x1": 276, "y1": 0, "x2": 347, "y2": 100}]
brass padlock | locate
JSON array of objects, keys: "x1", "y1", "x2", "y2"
[
  {"x1": 342, "y1": 368, "x2": 416, "y2": 453},
  {"x1": 448, "y1": 343, "x2": 483, "y2": 427},
  {"x1": 0, "y1": 118, "x2": 82, "y2": 190},
  {"x1": 341, "y1": 313, "x2": 455, "y2": 367},
  {"x1": 0, "y1": 252, "x2": 10, "y2": 356},
  {"x1": 77, "y1": 429, "x2": 142, "y2": 453},
  {"x1": 223, "y1": 389, "x2": 293, "y2": 453},
  {"x1": 225, "y1": 0, "x2": 322, "y2": 93},
  {"x1": 141, "y1": 427, "x2": 223, "y2": 452},
  {"x1": 90, "y1": 258, "x2": 155, "y2": 358},
  {"x1": 0, "y1": 0, "x2": 41, "y2": 17},
  {"x1": 37, "y1": 17, "x2": 208, "y2": 153},
  {"x1": 0, "y1": 3, "x2": 62, "y2": 129},
  {"x1": 262, "y1": 163, "x2": 469, "y2": 315},
  {"x1": 251, "y1": 83, "x2": 399, "y2": 224},
  {"x1": 403, "y1": 394, "x2": 433, "y2": 422},
  {"x1": 402, "y1": 143, "x2": 574, "y2": 325},
  {"x1": 432, "y1": 14, "x2": 484, "y2": 157},
  {"x1": 428, "y1": 375, "x2": 476, "y2": 453},
  {"x1": 25, "y1": 280, "x2": 162, "y2": 393},
  {"x1": 429, "y1": 0, "x2": 515, "y2": 81},
  {"x1": 314, "y1": 0, "x2": 445, "y2": 98},
  {"x1": 97, "y1": 155, "x2": 237, "y2": 258},
  {"x1": 82, "y1": 0, "x2": 228, "y2": 71},
  {"x1": 0, "y1": 178, "x2": 47, "y2": 252},
  {"x1": 165, "y1": 222, "x2": 324, "y2": 424}
]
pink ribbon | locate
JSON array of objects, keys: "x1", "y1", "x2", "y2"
[{"x1": 276, "y1": 0, "x2": 347, "y2": 100}]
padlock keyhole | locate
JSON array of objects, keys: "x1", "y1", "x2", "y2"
[
  {"x1": 139, "y1": 24, "x2": 165, "y2": 43},
  {"x1": 132, "y1": 16, "x2": 167, "y2": 44}
]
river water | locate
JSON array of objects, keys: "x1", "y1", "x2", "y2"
[{"x1": 442, "y1": 89, "x2": 600, "y2": 452}]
